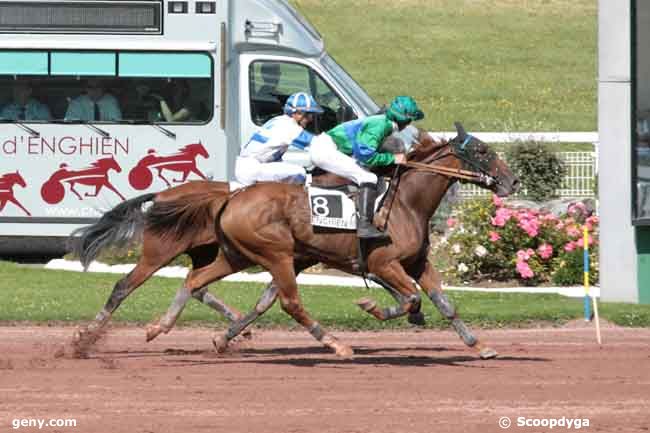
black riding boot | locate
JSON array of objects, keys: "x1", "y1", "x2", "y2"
[{"x1": 357, "y1": 183, "x2": 390, "y2": 240}]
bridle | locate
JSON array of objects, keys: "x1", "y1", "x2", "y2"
[{"x1": 402, "y1": 135, "x2": 498, "y2": 187}]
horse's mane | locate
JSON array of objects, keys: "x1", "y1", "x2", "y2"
[{"x1": 408, "y1": 130, "x2": 450, "y2": 163}]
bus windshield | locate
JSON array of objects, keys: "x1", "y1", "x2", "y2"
[{"x1": 321, "y1": 54, "x2": 380, "y2": 116}]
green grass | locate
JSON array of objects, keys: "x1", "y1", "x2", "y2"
[
  {"x1": 2, "y1": 261, "x2": 649, "y2": 328},
  {"x1": 289, "y1": 0, "x2": 597, "y2": 131}
]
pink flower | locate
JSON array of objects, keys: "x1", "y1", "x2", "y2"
[
  {"x1": 516, "y1": 260, "x2": 534, "y2": 279},
  {"x1": 566, "y1": 225, "x2": 581, "y2": 238},
  {"x1": 518, "y1": 218, "x2": 539, "y2": 237},
  {"x1": 586, "y1": 215, "x2": 599, "y2": 225},
  {"x1": 542, "y1": 213, "x2": 557, "y2": 222},
  {"x1": 491, "y1": 208, "x2": 513, "y2": 227},
  {"x1": 564, "y1": 241, "x2": 576, "y2": 252},
  {"x1": 446, "y1": 217, "x2": 457, "y2": 228},
  {"x1": 568, "y1": 202, "x2": 587, "y2": 216},
  {"x1": 492, "y1": 194, "x2": 503, "y2": 207},
  {"x1": 516, "y1": 248, "x2": 535, "y2": 261},
  {"x1": 537, "y1": 243, "x2": 553, "y2": 260},
  {"x1": 555, "y1": 222, "x2": 565, "y2": 230},
  {"x1": 488, "y1": 231, "x2": 501, "y2": 242}
]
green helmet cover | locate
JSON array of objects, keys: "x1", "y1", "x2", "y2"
[{"x1": 386, "y1": 96, "x2": 425, "y2": 123}]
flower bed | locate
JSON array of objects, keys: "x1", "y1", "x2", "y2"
[{"x1": 433, "y1": 195, "x2": 599, "y2": 286}]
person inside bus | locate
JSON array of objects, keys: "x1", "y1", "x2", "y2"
[
  {"x1": 122, "y1": 80, "x2": 161, "y2": 122},
  {"x1": 251, "y1": 63, "x2": 283, "y2": 124},
  {"x1": 150, "y1": 79, "x2": 194, "y2": 122},
  {"x1": 0, "y1": 80, "x2": 51, "y2": 121},
  {"x1": 65, "y1": 79, "x2": 122, "y2": 122},
  {"x1": 256, "y1": 63, "x2": 282, "y2": 103}
]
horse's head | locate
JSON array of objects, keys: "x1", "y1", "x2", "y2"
[
  {"x1": 96, "y1": 156, "x2": 122, "y2": 173},
  {"x1": 9, "y1": 171, "x2": 27, "y2": 188},
  {"x1": 410, "y1": 123, "x2": 519, "y2": 197},
  {"x1": 184, "y1": 142, "x2": 209, "y2": 159}
]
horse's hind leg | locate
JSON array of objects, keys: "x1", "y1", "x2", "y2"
[
  {"x1": 146, "y1": 246, "x2": 247, "y2": 342},
  {"x1": 147, "y1": 252, "x2": 243, "y2": 341},
  {"x1": 212, "y1": 260, "x2": 315, "y2": 353},
  {"x1": 417, "y1": 261, "x2": 497, "y2": 359},
  {"x1": 71, "y1": 237, "x2": 186, "y2": 355},
  {"x1": 212, "y1": 281, "x2": 277, "y2": 352},
  {"x1": 71, "y1": 257, "x2": 162, "y2": 355},
  {"x1": 267, "y1": 258, "x2": 353, "y2": 358}
]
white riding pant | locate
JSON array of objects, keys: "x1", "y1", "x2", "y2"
[
  {"x1": 309, "y1": 134, "x2": 377, "y2": 185},
  {"x1": 235, "y1": 156, "x2": 306, "y2": 186}
]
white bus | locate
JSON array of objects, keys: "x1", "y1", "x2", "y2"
[{"x1": 0, "y1": 0, "x2": 379, "y2": 254}]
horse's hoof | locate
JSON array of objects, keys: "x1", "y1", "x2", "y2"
[
  {"x1": 407, "y1": 311, "x2": 426, "y2": 326},
  {"x1": 479, "y1": 347, "x2": 498, "y2": 359},
  {"x1": 333, "y1": 343, "x2": 354, "y2": 359},
  {"x1": 212, "y1": 334, "x2": 229, "y2": 354},
  {"x1": 356, "y1": 297, "x2": 377, "y2": 312},
  {"x1": 145, "y1": 324, "x2": 163, "y2": 342}
]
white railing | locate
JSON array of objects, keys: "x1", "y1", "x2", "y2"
[{"x1": 459, "y1": 151, "x2": 598, "y2": 199}]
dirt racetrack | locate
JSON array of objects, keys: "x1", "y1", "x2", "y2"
[{"x1": 0, "y1": 325, "x2": 649, "y2": 433}]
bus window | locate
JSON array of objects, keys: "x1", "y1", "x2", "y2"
[
  {"x1": 249, "y1": 60, "x2": 353, "y2": 133},
  {"x1": 0, "y1": 50, "x2": 213, "y2": 124}
]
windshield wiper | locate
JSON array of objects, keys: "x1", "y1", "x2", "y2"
[
  {"x1": 84, "y1": 122, "x2": 110, "y2": 138},
  {"x1": 0, "y1": 119, "x2": 40, "y2": 137},
  {"x1": 152, "y1": 122, "x2": 176, "y2": 139}
]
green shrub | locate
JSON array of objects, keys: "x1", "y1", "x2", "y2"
[{"x1": 506, "y1": 141, "x2": 566, "y2": 201}]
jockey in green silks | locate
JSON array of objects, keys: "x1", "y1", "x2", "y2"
[{"x1": 326, "y1": 95, "x2": 424, "y2": 240}]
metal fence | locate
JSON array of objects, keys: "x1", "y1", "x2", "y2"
[{"x1": 459, "y1": 151, "x2": 598, "y2": 199}]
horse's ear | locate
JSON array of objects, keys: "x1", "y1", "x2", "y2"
[{"x1": 454, "y1": 122, "x2": 466, "y2": 139}]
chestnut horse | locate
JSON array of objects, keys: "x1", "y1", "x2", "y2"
[
  {"x1": 156, "y1": 124, "x2": 517, "y2": 357},
  {"x1": 72, "y1": 123, "x2": 518, "y2": 358}
]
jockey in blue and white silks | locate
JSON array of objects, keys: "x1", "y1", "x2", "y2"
[{"x1": 235, "y1": 92, "x2": 322, "y2": 185}]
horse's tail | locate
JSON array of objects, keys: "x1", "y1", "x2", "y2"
[
  {"x1": 144, "y1": 186, "x2": 231, "y2": 244},
  {"x1": 71, "y1": 193, "x2": 156, "y2": 269}
]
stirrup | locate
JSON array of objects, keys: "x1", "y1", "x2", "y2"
[{"x1": 357, "y1": 222, "x2": 390, "y2": 240}]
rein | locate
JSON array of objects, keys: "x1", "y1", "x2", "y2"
[{"x1": 402, "y1": 160, "x2": 486, "y2": 183}]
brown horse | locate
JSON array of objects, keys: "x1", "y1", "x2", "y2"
[
  {"x1": 69, "y1": 180, "x2": 245, "y2": 354},
  {"x1": 125, "y1": 123, "x2": 518, "y2": 358}
]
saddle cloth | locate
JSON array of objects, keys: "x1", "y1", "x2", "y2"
[{"x1": 308, "y1": 182, "x2": 388, "y2": 230}]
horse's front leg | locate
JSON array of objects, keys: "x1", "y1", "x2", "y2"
[
  {"x1": 7, "y1": 197, "x2": 31, "y2": 216},
  {"x1": 417, "y1": 261, "x2": 497, "y2": 359}
]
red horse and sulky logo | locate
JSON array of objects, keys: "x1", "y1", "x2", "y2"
[
  {"x1": 0, "y1": 171, "x2": 31, "y2": 216},
  {"x1": 129, "y1": 142, "x2": 210, "y2": 190},
  {"x1": 41, "y1": 156, "x2": 126, "y2": 205}
]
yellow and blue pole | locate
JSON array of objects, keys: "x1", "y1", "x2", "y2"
[{"x1": 583, "y1": 226, "x2": 591, "y2": 321}]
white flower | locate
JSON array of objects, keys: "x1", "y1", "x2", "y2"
[
  {"x1": 474, "y1": 245, "x2": 488, "y2": 257},
  {"x1": 457, "y1": 263, "x2": 469, "y2": 273},
  {"x1": 452, "y1": 243, "x2": 462, "y2": 254}
]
